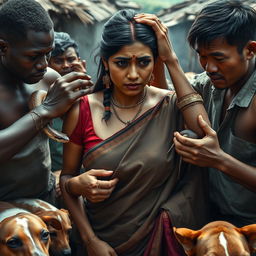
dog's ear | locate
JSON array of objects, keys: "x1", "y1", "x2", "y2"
[
  {"x1": 173, "y1": 227, "x2": 201, "y2": 256},
  {"x1": 60, "y1": 208, "x2": 68, "y2": 214},
  {"x1": 40, "y1": 215, "x2": 62, "y2": 230},
  {"x1": 237, "y1": 224, "x2": 256, "y2": 253}
]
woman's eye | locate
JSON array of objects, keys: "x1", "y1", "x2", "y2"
[
  {"x1": 115, "y1": 60, "x2": 128, "y2": 67},
  {"x1": 138, "y1": 59, "x2": 151, "y2": 67}
]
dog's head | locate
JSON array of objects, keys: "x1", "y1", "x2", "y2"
[
  {"x1": 174, "y1": 221, "x2": 256, "y2": 256},
  {"x1": 36, "y1": 209, "x2": 72, "y2": 256},
  {"x1": 0, "y1": 212, "x2": 50, "y2": 256}
]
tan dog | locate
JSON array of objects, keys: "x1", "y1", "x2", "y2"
[
  {"x1": 0, "y1": 201, "x2": 50, "y2": 256},
  {"x1": 174, "y1": 221, "x2": 256, "y2": 256},
  {"x1": 12, "y1": 199, "x2": 72, "y2": 256}
]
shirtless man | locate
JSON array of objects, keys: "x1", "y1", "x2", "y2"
[{"x1": 0, "y1": 0, "x2": 93, "y2": 204}]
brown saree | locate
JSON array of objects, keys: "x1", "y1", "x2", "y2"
[{"x1": 82, "y1": 93, "x2": 209, "y2": 255}]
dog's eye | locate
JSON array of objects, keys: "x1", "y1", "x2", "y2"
[
  {"x1": 41, "y1": 230, "x2": 50, "y2": 241},
  {"x1": 50, "y1": 231, "x2": 57, "y2": 238},
  {"x1": 6, "y1": 237, "x2": 23, "y2": 248},
  {"x1": 67, "y1": 228, "x2": 72, "y2": 236}
]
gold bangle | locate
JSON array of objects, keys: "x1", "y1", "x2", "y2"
[{"x1": 177, "y1": 93, "x2": 203, "y2": 111}]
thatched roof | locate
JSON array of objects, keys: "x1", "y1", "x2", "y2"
[
  {"x1": 158, "y1": 0, "x2": 256, "y2": 27},
  {"x1": 0, "y1": 0, "x2": 141, "y2": 25}
]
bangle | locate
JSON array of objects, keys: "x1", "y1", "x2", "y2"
[
  {"x1": 176, "y1": 92, "x2": 203, "y2": 111},
  {"x1": 30, "y1": 110, "x2": 45, "y2": 131}
]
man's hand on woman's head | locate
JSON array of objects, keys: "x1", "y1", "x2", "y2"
[{"x1": 134, "y1": 13, "x2": 173, "y2": 64}]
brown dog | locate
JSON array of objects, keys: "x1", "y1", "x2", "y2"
[
  {"x1": 174, "y1": 221, "x2": 256, "y2": 256},
  {"x1": 0, "y1": 201, "x2": 50, "y2": 256},
  {"x1": 12, "y1": 199, "x2": 72, "y2": 256}
]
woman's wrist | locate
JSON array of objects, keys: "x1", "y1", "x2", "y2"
[
  {"x1": 82, "y1": 233, "x2": 98, "y2": 247},
  {"x1": 65, "y1": 176, "x2": 81, "y2": 197}
]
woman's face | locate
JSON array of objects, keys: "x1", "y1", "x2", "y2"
[{"x1": 105, "y1": 41, "x2": 154, "y2": 98}]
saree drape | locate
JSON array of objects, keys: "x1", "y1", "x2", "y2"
[{"x1": 82, "y1": 93, "x2": 209, "y2": 255}]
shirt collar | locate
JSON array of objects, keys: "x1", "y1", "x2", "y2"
[{"x1": 211, "y1": 69, "x2": 256, "y2": 109}]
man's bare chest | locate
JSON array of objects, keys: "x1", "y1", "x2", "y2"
[{"x1": 0, "y1": 87, "x2": 32, "y2": 129}]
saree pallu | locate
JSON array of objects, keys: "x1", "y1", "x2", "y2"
[{"x1": 82, "y1": 93, "x2": 209, "y2": 255}]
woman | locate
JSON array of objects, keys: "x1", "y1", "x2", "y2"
[{"x1": 60, "y1": 10, "x2": 210, "y2": 256}]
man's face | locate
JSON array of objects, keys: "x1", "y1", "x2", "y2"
[
  {"x1": 49, "y1": 47, "x2": 79, "y2": 76},
  {"x1": 196, "y1": 38, "x2": 252, "y2": 89},
  {"x1": 2, "y1": 29, "x2": 54, "y2": 84}
]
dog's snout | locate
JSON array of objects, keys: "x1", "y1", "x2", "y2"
[{"x1": 62, "y1": 248, "x2": 72, "y2": 256}]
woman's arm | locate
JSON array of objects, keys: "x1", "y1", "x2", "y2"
[
  {"x1": 134, "y1": 14, "x2": 210, "y2": 137},
  {"x1": 151, "y1": 57, "x2": 169, "y2": 89},
  {"x1": 60, "y1": 102, "x2": 117, "y2": 255}
]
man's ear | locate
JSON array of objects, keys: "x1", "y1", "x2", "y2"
[
  {"x1": 245, "y1": 41, "x2": 256, "y2": 59},
  {"x1": 0, "y1": 39, "x2": 8, "y2": 56}
]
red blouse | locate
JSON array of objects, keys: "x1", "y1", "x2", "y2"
[{"x1": 69, "y1": 96, "x2": 103, "y2": 153}]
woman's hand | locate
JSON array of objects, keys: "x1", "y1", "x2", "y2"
[
  {"x1": 134, "y1": 13, "x2": 174, "y2": 64},
  {"x1": 69, "y1": 169, "x2": 119, "y2": 203},
  {"x1": 86, "y1": 237, "x2": 117, "y2": 256}
]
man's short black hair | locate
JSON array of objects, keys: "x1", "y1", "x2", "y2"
[
  {"x1": 0, "y1": 0, "x2": 53, "y2": 41},
  {"x1": 51, "y1": 32, "x2": 79, "y2": 57},
  {"x1": 188, "y1": 0, "x2": 256, "y2": 53}
]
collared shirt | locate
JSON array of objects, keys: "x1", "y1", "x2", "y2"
[{"x1": 193, "y1": 71, "x2": 256, "y2": 226}]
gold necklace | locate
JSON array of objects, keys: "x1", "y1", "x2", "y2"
[
  {"x1": 111, "y1": 88, "x2": 147, "y2": 109},
  {"x1": 111, "y1": 88, "x2": 147, "y2": 125}
]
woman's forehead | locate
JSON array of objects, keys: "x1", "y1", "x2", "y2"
[{"x1": 111, "y1": 41, "x2": 153, "y2": 58}]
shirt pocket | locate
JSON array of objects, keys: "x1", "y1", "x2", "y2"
[{"x1": 227, "y1": 130, "x2": 256, "y2": 165}]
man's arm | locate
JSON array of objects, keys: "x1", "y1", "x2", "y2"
[
  {"x1": 0, "y1": 72, "x2": 93, "y2": 162},
  {"x1": 174, "y1": 115, "x2": 256, "y2": 192}
]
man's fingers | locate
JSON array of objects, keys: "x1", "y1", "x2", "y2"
[
  {"x1": 59, "y1": 71, "x2": 91, "y2": 82},
  {"x1": 198, "y1": 115, "x2": 215, "y2": 136}
]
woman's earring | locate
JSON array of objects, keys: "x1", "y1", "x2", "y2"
[
  {"x1": 149, "y1": 74, "x2": 155, "y2": 86},
  {"x1": 103, "y1": 71, "x2": 111, "y2": 89}
]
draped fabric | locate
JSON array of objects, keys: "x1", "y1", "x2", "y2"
[{"x1": 81, "y1": 93, "x2": 209, "y2": 255}]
